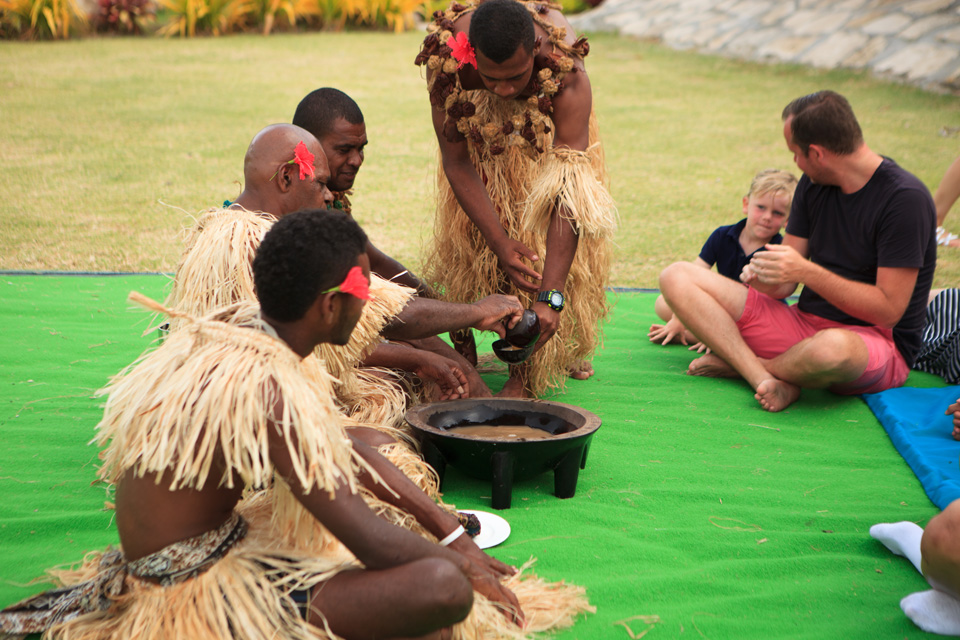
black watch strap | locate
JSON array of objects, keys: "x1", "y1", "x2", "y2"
[{"x1": 536, "y1": 289, "x2": 565, "y2": 312}]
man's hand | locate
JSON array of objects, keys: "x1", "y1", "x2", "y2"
[
  {"x1": 492, "y1": 238, "x2": 542, "y2": 293},
  {"x1": 648, "y1": 315, "x2": 688, "y2": 346},
  {"x1": 413, "y1": 351, "x2": 470, "y2": 400},
  {"x1": 947, "y1": 399, "x2": 960, "y2": 441},
  {"x1": 471, "y1": 294, "x2": 525, "y2": 337},
  {"x1": 449, "y1": 533, "x2": 517, "y2": 579},
  {"x1": 749, "y1": 244, "x2": 808, "y2": 285},
  {"x1": 468, "y1": 571, "x2": 524, "y2": 626},
  {"x1": 531, "y1": 301, "x2": 560, "y2": 352},
  {"x1": 447, "y1": 534, "x2": 523, "y2": 624}
]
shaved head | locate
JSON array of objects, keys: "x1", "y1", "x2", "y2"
[
  {"x1": 234, "y1": 124, "x2": 333, "y2": 217},
  {"x1": 243, "y1": 124, "x2": 324, "y2": 185}
]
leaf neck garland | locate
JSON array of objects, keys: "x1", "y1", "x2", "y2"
[{"x1": 415, "y1": 0, "x2": 590, "y2": 159}]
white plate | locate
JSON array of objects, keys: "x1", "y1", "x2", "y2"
[{"x1": 459, "y1": 509, "x2": 511, "y2": 549}]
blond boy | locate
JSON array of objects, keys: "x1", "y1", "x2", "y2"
[{"x1": 649, "y1": 168, "x2": 798, "y2": 347}]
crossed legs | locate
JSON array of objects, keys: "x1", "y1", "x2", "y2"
[
  {"x1": 311, "y1": 557, "x2": 473, "y2": 639},
  {"x1": 659, "y1": 262, "x2": 870, "y2": 411}
]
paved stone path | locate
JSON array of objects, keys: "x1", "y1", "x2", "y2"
[{"x1": 571, "y1": 0, "x2": 960, "y2": 94}]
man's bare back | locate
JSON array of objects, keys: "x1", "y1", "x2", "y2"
[{"x1": 114, "y1": 466, "x2": 242, "y2": 562}]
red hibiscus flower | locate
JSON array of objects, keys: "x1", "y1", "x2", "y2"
[
  {"x1": 292, "y1": 141, "x2": 315, "y2": 180},
  {"x1": 323, "y1": 265, "x2": 370, "y2": 300},
  {"x1": 447, "y1": 32, "x2": 476, "y2": 69}
]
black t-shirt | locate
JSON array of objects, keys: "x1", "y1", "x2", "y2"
[
  {"x1": 699, "y1": 218, "x2": 783, "y2": 282},
  {"x1": 786, "y1": 157, "x2": 937, "y2": 367}
]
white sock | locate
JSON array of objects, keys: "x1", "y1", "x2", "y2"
[
  {"x1": 871, "y1": 521, "x2": 925, "y2": 574},
  {"x1": 901, "y1": 590, "x2": 960, "y2": 636}
]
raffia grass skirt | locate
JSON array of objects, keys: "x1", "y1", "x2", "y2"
[
  {"x1": 42, "y1": 509, "x2": 355, "y2": 640},
  {"x1": 425, "y1": 94, "x2": 613, "y2": 396}
]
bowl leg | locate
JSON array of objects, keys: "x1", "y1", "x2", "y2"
[
  {"x1": 491, "y1": 451, "x2": 514, "y2": 510},
  {"x1": 580, "y1": 439, "x2": 592, "y2": 470},
  {"x1": 422, "y1": 439, "x2": 447, "y2": 490},
  {"x1": 554, "y1": 446, "x2": 583, "y2": 499}
]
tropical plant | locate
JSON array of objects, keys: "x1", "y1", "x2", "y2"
[
  {"x1": 296, "y1": 0, "x2": 342, "y2": 30},
  {"x1": 246, "y1": 0, "x2": 314, "y2": 33},
  {"x1": 0, "y1": 0, "x2": 86, "y2": 39},
  {"x1": 347, "y1": 0, "x2": 419, "y2": 32},
  {"x1": 93, "y1": 0, "x2": 155, "y2": 34},
  {"x1": 156, "y1": 0, "x2": 249, "y2": 36}
]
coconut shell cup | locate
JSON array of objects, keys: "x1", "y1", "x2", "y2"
[
  {"x1": 505, "y1": 309, "x2": 541, "y2": 348},
  {"x1": 492, "y1": 338, "x2": 536, "y2": 364}
]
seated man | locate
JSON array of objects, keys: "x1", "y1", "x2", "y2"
[
  {"x1": 292, "y1": 87, "x2": 493, "y2": 398},
  {"x1": 660, "y1": 90, "x2": 936, "y2": 412},
  {"x1": 166, "y1": 124, "x2": 523, "y2": 429},
  {"x1": 0, "y1": 210, "x2": 591, "y2": 639}
]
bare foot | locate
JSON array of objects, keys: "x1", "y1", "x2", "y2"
[
  {"x1": 754, "y1": 378, "x2": 800, "y2": 412},
  {"x1": 569, "y1": 360, "x2": 594, "y2": 380},
  {"x1": 496, "y1": 376, "x2": 532, "y2": 398},
  {"x1": 688, "y1": 353, "x2": 738, "y2": 378}
]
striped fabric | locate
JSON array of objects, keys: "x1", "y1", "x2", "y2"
[{"x1": 915, "y1": 288, "x2": 960, "y2": 384}]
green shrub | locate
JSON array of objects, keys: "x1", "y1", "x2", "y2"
[
  {"x1": 156, "y1": 0, "x2": 250, "y2": 35},
  {"x1": 356, "y1": 0, "x2": 421, "y2": 32},
  {"x1": 0, "y1": 0, "x2": 87, "y2": 39},
  {"x1": 246, "y1": 0, "x2": 316, "y2": 33}
]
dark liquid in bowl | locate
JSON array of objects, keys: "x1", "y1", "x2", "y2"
[{"x1": 448, "y1": 425, "x2": 553, "y2": 440}]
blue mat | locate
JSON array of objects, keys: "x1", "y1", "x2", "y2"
[{"x1": 863, "y1": 385, "x2": 960, "y2": 509}]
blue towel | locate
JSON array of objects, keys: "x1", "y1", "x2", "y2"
[{"x1": 862, "y1": 386, "x2": 960, "y2": 509}]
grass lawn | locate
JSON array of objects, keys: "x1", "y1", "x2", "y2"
[{"x1": 1, "y1": 30, "x2": 959, "y2": 286}]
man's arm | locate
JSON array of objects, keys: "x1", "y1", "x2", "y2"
[
  {"x1": 430, "y1": 87, "x2": 542, "y2": 293},
  {"x1": 384, "y1": 294, "x2": 523, "y2": 340},
  {"x1": 367, "y1": 240, "x2": 436, "y2": 298},
  {"x1": 749, "y1": 235, "x2": 919, "y2": 327},
  {"x1": 529, "y1": 67, "x2": 591, "y2": 349},
  {"x1": 266, "y1": 408, "x2": 522, "y2": 621},
  {"x1": 362, "y1": 342, "x2": 470, "y2": 400},
  {"x1": 344, "y1": 434, "x2": 523, "y2": 619}
]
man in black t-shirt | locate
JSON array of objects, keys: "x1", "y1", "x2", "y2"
[{"x1": 660, "y1": 90, "x2": 936, "y2": 412}]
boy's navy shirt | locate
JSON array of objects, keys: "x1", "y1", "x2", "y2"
[{"x1": 699, "y1": 218, "x2": 783, "y2": 281}]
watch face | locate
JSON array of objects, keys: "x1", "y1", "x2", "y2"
[{"x1": 550, "y1": 292, "x2": 563, "y2": 307}]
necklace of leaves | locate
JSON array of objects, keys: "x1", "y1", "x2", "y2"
[{"x1": 415, "y1": 0, "x2": 590, "y2": 158}]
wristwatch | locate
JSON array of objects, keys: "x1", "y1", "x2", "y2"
[{"x1": 536, "y1": 289, "x2": 565, "y2": 312}]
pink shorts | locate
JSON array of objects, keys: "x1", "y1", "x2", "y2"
[{"x1": 735, "y1": 288, "x2": 909, "y2": 395}]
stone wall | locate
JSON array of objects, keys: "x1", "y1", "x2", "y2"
[{"x1": 571, "y1": 0, "x2": 960, "y2": 94}]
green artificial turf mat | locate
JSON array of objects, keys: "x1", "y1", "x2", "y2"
[{"x1": 0, "y1": 276, "x2": 949, "y2": 639}]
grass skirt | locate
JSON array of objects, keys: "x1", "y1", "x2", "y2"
[
  {"x1": 36, "y1": 509, "x2": 355, "y2": 640},
  {"x1": 164, "y1": 207, "x2": 414, "y2": 430},
  {"x1": 425, "y1": 94, "x2": 616, "y2": 396}
]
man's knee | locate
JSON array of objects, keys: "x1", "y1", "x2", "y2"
[
  {"x1": 804, "y1": 328, "x2": 868, "y2": 374},
  {"x1": 416, "y1": 557, "x2": 474, "y2": 623},
  {"x1": 924, "y1": 501, "x2": 960, "y2": 564}
]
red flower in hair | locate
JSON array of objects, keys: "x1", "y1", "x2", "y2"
[
  {"x1": 322, "y1": 266, "x2": 370, "y2": 300},
  {"x1": 270, "y1": 141, "x2": 315, "y2": 182},
  {"x1": 292, "y1": 141, "x2": 315, "y2": 180},
  {"x1": 447, "y1": 32, "x2": 476, "y2": 69}
]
